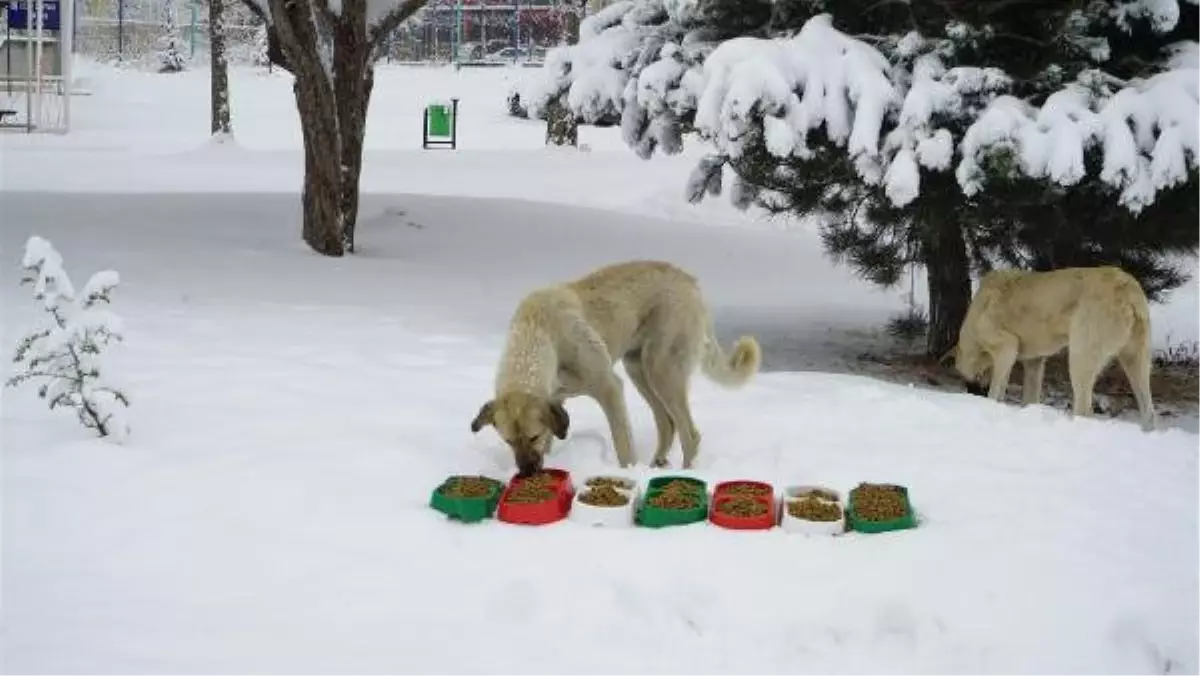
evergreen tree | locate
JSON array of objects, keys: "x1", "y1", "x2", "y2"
[
  {"x1": 157, "y1": 1, "x2": 187, "y2": 73},
  {"x1": 528, "y1": 0, "x2": 1199, "y2": 356}
]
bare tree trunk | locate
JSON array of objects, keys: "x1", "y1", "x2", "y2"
[
  {"x1": 251, "y1": 0, "x2": 427, "y2": 257},
  {"x1": 924, "y1": 218, "x2": 972, "y2": 357},
  {"x1": 333, "y1": 7, "x2": 373, "y2": 254},
  {"x1": 210, "y1": 0, "x2": 232, "y2": 136},
  {"x1": 295, "y1": 75, "x2": 344, "y2": 256}
]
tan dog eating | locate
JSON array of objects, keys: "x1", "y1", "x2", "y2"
[{"x1": 470, "y1": 260, "x2": 761, "y2": 475}]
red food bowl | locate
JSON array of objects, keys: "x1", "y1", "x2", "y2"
[
  {"x1": 710, "y1": 480, "x2": 776, "y2": 530},
  {"x1": 497, "y1": 468, "x2": 575, "y2": 525}
]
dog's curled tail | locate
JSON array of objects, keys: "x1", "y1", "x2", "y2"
[{"x1": 700, "y1": 326, "x2": 762, "y2": 388}]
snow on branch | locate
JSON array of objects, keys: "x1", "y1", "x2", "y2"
[
  {"x1": 516, "y1": 0, "x2": 686, "y2": 124},
  {"x1": 664, "y1": 13, "x2": 1198, "y2": 212},
  {"x1": 6, "y1": 236, "x2": 130, "y2": 441}
]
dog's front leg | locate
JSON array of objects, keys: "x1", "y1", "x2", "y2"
[
  {"x1": 987, "y1": 336, "x2": 1020, "y2": 402},
  {"x1": 1020, "y1": 357, "x2": 1046, "y2": 406},
  {"x1": 592, "y1": 374, "x2": 636, "y2": 468}
]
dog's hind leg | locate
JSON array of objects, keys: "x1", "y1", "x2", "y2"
[
  {"x1": 624, "y1": 354, "x2": 676, "y2": 467},
  {"x1": 1117, "y1": 341, "x2": 1156, "y2": 431},
  {"x1": 645, "y1": 351, "x2": 702, "y2": 469},
  {"x1": 1021, "y1": 357, "x2": 1046, "y2": 406}
]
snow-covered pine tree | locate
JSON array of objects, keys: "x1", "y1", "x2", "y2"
[
  {"x1": 6, "y1": 236, "x2": 130, "y2": 441},
  {"x1": 530, "y1": 0, "x2": 1200, "y2": 356},
  {"x1": 251, "y1": 23, "x2": 271, "y2": 69},
  {"x1": 157, "y1": 1, "x2": 187, "y2": 73}
]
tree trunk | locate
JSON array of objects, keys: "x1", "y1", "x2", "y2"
[
  {"x1": 296, "y1": 77, "x2": 344, "y2": 256},
  {"x1": 923, "y1": 218, "x2": 972, "y2": 357},
  {"x1": 333, "y1": 18, "x2": 373, "y2": 254},
  {"x1": 253, "y1": 0, "x2": 428, "y2": 256},
  {"x1": 209, "y1": 0, "x2": 232, "y2": 136}
]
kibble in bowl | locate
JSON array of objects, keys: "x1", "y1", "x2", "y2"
[
  {"x1": 647, "y1": 490, "x2": 701, "y2": 510},
  {"x1": 723, "y1": 482, "x2": 771, "y2": 497},
  {"x1": 506, "y1": 483, "x2": 556, "y2": 504},
  {"x1": 585, "y1": 476, "x2": 635, "y2": 491},
  {"x1": 849, "y1": 483, "x2": 909, "y2": 522},
  {"x1": 714, "y1": 496, "x2": 769, "y2": 518},
  {"x1": 787, "y1": 496, "x2": 842, "y2": 522},
  {"x1": 579, "y1": 485, "x2": 631, "y2": 507},
  {"x1": 439, "y1": 476, "x2": 500, "y2": 499},
  {"x1": 792, "y1": 487, "x2": 838, "y2": 502}
]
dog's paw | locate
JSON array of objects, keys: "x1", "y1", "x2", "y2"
[{"x1": 651, "y1": 457, "x2": 670, "y2": 469}]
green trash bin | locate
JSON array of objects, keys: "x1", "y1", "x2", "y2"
[{"x1": 426, "y1": 103, "x2": 452, "y2": 138}]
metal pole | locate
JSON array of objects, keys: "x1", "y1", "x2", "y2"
[
  {"x1": 453, "y1": 0, "x2": 461, "y2": 65},
  {"x1": 34, "y1": 0, "x2": 42, "y2": 128},
  {"x1": 62, "y1": 0, "x2": 71, "y2": 132},
  {"x1": 189, "y1": 0, "x2": 197, "y2": 57},
  {"x1": 117, "y1": 0, "x2": 123, "y2": 61},
  {"x1": 24, "y1": 0, "x2": 33, "y2": 131}
]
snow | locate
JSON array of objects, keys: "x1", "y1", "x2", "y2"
[
  {"x1": 20, "y1": 234, "x2": 76, "y2": 308},
  {"x1": 2, "y1": 60, "x2": 1199, "y2": 673},
  {"x1": 543, "y1": 9, "x2": 1198, "y2": 214}
]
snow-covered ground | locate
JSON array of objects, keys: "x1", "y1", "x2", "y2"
[{"x1": 1, "y1": 62, "x2": 1197, "y2": 674}]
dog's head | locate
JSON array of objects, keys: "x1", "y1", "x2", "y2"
[
  {"x1": 470, "y1": 391, "x2": 570, "y2": 476},
  {"x1": 940, "y1": 342, "x2": 990, "y2": 397}
]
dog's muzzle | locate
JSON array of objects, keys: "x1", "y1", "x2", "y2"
[
  {"x1": 964, "y1": 380, "x2": 988, "y2": 397},
  {"x1": 514, "y1": 447, "x2": 543, "y2": 477}
]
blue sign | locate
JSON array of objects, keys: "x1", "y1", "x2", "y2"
[{"x1": 6, "y1": 0, "x2": 61, "y2": 31}]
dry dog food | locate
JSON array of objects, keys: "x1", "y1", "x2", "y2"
[
  {"x1": 439, "y1": 476, "x2": 499, "y2": 498},
  {"x1": 715, "y1": 497, "x2": 769, "y2": 517},
  {"x1": 787, "y1": 497, "x2": 842, "y2": 522},
  {"x1": 659, "y1": 480, "x2": 703, "y2": 495},
  {"x1": 647, "y1": 491, "x2": 701, "y2": 510},
  {"x1": 724, "y1": 483, "x2": 771, "y2": 496},
  {"x1": 579, "y1": 485, "x2": 631, "y2": 507},
  {"x1": 516, "y1": 471, "x2": 558, "y2": 486},
  {"x1": 850, "y1": 483, "x2": 908, "y2": 521},
  {"x1": 507, "y1": 482, "x2": 556, "y2": 504},
  {"x1": 586, "y1": 476, "x2": 635, "y2": 490},
  {"x1": 794, "y1": 488, "x2": 838, "y2": 502}
]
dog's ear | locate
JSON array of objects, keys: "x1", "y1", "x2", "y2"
[
  {"x1": 546, "y1": 402, "x2": 570, "y2": 440},
  {"x1": 470, "y1": 400, "x2": 496, "y2": 433}
]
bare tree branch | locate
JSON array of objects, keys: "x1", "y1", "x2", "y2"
[{"x1": 369, "y1": 0, "x2": 427, "y2": 51}]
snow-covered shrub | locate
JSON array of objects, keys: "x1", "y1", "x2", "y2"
[
  {"x1": 6, "y1": 236, "x2": 130, "y2": 441},
  {"x1": 157, "y1": 4, "x2": 187, "y2": 73}
]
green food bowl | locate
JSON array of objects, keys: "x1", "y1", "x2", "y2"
[
  {"x1": 636, "y1": 476, "x2": 708, "y2": 528},
  {"x1": 429, "y1": 475, "x2": 505, "y2": 523},
  {"x1": 846, "y1": 483, "x2": 917, "y2": 534}
]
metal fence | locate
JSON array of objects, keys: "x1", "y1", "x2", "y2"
[{"x1": 70, "y1": 0, "x2": 578, "y2": 66}]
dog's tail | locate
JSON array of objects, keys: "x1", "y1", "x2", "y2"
[{"x1": 700, "y1": 324, "x2": 761, "y2": 388}]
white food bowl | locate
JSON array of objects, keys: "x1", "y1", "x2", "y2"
[
  {"x1": 779, "y1": 484, "x2": 845, "y2": 536},
  {"x1": 569, "y1": 475, "x2": 639, "y2": 528}
]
